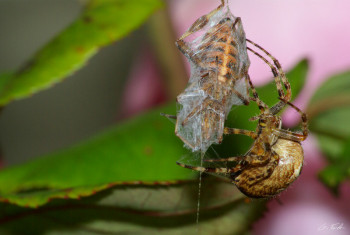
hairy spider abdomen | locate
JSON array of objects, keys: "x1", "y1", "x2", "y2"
[{"x1": 234, "y1": 139, "x2": 304, "y2": 198}]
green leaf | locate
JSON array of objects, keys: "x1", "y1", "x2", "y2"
[
  {"x1": 310, "y1": 108, "x2": 350, "y2": 159},
  {"x1": 0, "y1": 0, "x2": 163, "y2": 106},
  {"x1": 307, "y1": 70, "x2": 350, "y2": 192},
  {"x1": 0, "y1": 59, "x2": 308, "y2": 209},
  {"x1": 308, "y1": 70, "x2": 350, "y2": 160},
  {"x1": 0, "y1": 180, "x2": 266, "y2": 234},
  {"x1": 308, "y1": 71, "x2": 350, "y2": 159},
  {"x1": 319, "y1": 138, "x2": 350, "y2": 194},
  {"x1": 0, "y1": 104, "x2": 194, "y2": 207}
]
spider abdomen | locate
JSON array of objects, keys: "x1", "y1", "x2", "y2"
[{"x1": 234, "y1": 139, "x2": 304, "y2": 198}]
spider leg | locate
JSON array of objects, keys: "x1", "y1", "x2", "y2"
[
  {"x1": 246, "y1": 39, "x2": 289, "y2": 89},
  {"x1": 176, "y1": 161, "x2": 242, "y2": 174},
  {"x1": 204, "y1": 156, "x2": 245, "y2": 162},
  {"x1": 246, "y1": 73, "x2": 269, "y2": 112},
  {"x1": 273, "y1": 129, "x2": 306, "y2": 142},
  {"x1": 246, "y1": 40, "x2": 292, "y2": 114},
  {"x1": 247, "y1": 47, "x2": 284, "y2": 98},
  {"x1": 273, "y1": 98, "x2": 309, "y2": 141},
  {"x1": 224, "y1": 127, "x2": 258, "y2": 139},
  {"x1": 246, "y1": 39, "x2": 291, "y2": 103},
  {"x1": 247, "y1": 47, "x2": 289, "y2": 115}
]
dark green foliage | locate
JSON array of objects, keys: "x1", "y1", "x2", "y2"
[
  {"x1": 308, "y1": 70, "x2": 350, "y2": 193},
  {"x1": 0, "y1": 0, "x2": 163, "y2": 106}
]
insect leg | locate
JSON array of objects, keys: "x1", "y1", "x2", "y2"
[
  {"x1": 243, "y1": 72, "x2": 250, "y2": 106},
  {"x1": 178, "y1": 0, "x2": 225, "y2": 41},
  {"x1": 230, "y1": 89, "x2": 250, "y2": 105},
  {"x1": 160, "y1": 113, "x2": 177, "y2": 120},
  {"x1": 176, "y1": 0, "x2": 225, "y2": 62},
  {"x1": 181, "y1": 97, "x2": 223, "y2": 126},
  {"x1": 231, "y1": 17, "x2": 242, "y2": 29}
]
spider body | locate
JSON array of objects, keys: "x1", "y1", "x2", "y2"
[
  {"x1": 237, "y1": 138, "x2": 304, "y2": 197},
  {"x1": 177, "y1": 77, "x2": 309, "y2": 198},
  {"x1": 229, "y1": 114, "x2": 305, "y2": 198}
]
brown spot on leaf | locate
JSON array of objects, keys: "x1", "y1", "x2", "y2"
[
  {"x1": 76, "y1": 46, "x2": 85, "y2": 54},
  {"x1": 64, "y1": 188, "x2": 73, "y2": 193},
  {"x1": 143, "y1": 146, "x2": 153, "y2": 156},
  {"x1": 153, "y1": 121, "x2": 164, "y2": 130},
  {"x1": 83, "y1": 16, "x2": 93, "y2": 23}
]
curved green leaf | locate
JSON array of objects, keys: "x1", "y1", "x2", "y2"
[
  {"x1": 0, "y1": 0, "x2": 163, "y2": 106},
  {"x1": 0, "y1": 104, "x2": 194, "y2": 207},
  {"x1": 0, "y1": 181, "x2": 266, "y2": 234},
  {"x1": 0, "y1": 59, "x2": 308, "y2": 208},
  {"x1": 319, "y1": 138, "x2": 350, "y2": 194}
]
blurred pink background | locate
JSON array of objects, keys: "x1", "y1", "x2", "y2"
[{"x1": 122, "y1": 0, "x2": 350, "y2": 234}]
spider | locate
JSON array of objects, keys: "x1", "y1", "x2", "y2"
[
  {"x1": 177, "y1": 76, "x2": 309, "y2": 198},
  {"x1": 163, "y1": 0, "x2": 292, "y2": 152}
]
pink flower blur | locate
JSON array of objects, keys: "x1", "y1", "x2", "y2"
[{"x1": 122, "y1": 1, "x2": 350, "y2": 234}]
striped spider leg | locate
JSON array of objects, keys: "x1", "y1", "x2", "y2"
[
  {"x1": 177, "y1": 77, "x2": 309, "y2": 198},
  {"x1": 246, "y1": 39, "x2": 292, "y2": 114}
]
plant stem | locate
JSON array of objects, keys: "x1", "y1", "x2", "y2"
[{"x1": 146, "y1": 3, "x2": 188, "y2": 100}]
